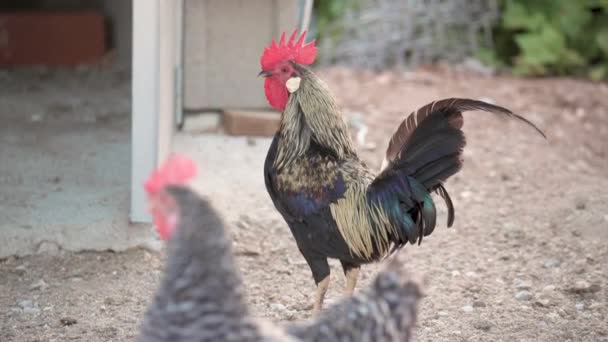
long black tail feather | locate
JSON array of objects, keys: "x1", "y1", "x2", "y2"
[{"x1": 377, "y1": 98, "x2": 545, "y2": 237}]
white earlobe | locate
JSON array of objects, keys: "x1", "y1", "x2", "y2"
[{"x1": 286, "y1": 77, "x2": 301, "y2": 93}]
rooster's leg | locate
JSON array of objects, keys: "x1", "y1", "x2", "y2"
[
  {"x1": 340, "y1": 261, "x2": 360, "y2": 296},
  {"x1": 312, "y1": 276, "x2": 330, "y2": 314},
  {"x1": 306, "y1": 256, "x2": 331, "y2": 315},
  {"x1": 345, "y1": 267, "x2": 360, "y2": 296}
]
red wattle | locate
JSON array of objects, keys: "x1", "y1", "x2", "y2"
[
  {"x1": 152, "y1": 211, "x2": 172, "y2": 240},
  {"x1": 264, "y1": 77, "x2": 288, "y2": 111}
]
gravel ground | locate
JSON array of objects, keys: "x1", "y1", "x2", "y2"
[{"x1": 1, "y1": 66, "x2": 607, "y2": 342}]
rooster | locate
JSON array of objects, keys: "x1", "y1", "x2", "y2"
[
  {"x1": 260, "y1": 30, "x2": 546, "y2": 313},
  {"x1": 138, "y1": 155, "x2": 423, "y2": 341}
]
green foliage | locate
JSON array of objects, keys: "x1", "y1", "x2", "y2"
[
  {"x1": 482, "y1": 0, "x2": 608, "y2": 80},
  {"x1": 314, "y1": 0, "x2": 347, "y2": 36},
  {"x1": 313, "y1": 0, "x2": 361, "y2": 42}
]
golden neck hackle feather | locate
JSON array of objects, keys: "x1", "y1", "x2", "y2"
[{"x1": 274, "y1": 67, "x2": 356, "y2": 171}]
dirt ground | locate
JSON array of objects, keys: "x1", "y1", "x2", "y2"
[{"x1": 1, "y1": 66, "x2": 607, "y2": 342}]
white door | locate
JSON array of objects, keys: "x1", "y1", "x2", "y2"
[{"x1": 130, "y1": 0, "x2": 181, "y2": 222}]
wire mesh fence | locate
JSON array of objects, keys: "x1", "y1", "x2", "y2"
[{"x1": 318, "y1": 0, "x2": 500, "y2": 69}]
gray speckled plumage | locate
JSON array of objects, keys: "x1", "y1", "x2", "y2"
[
  {"x1": 138, "y1": 186, "x2": 422, "y2": 342},
  {"x1": 287, "y1": 252, "x2": 422, "y2": 342},
  {"x1": 138, "y1": 186, "x2": 294, "y2": 342}
]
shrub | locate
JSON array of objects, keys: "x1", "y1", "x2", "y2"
[{"x1": 480, "y1": 0, "x2": 608, "y2": 80}]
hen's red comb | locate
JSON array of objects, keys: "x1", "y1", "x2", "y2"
[
  {"x1": 260, "y1": 29, "x2": 317, "y2": 70},
  {"x1": 144, "y1": 154, "x2": 197, "y2": 195}
]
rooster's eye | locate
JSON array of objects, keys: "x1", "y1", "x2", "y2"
[{"x1": 282, "y1": 67, "x2": 289, "y2": 73}]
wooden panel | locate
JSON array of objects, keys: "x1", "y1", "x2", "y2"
[
  {"x1": 0, "y1": 11, "x2": 106, "y2": 66},
  {"x1": 223, "y1": 109, "x2": 280, "y2": 137}
]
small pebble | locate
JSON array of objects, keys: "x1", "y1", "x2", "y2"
[
  {"x1": 473, "y1": 300, "x2": 486, "y2": 308},
  {"x1": 37, "y1": 241, "x2": 60, "y2": 255},
  {"x1": 283, "y1": 310, "x2": 297, "y2": 320},
  {"x1": 460, "y1": 190, "x2": 472, "y2": 199},
  {"x1": 504, "y1": 228, "x2": 525, "y2": 240},
  {"x1": 30, "y1": 113, "x2": 44, "y2": 122},
  {"x1": 236, "y1": 248, "x2": 261, "y2": 257},
  {"x1": 23, "y1": 307, "x2": 40, "y2": 314},
  {"x1": 18, "y1": 299, "x2": 34, "y2": 308},
  {"x1": 588, "y1": 302, "x2": 602, "y2": 311},
  {"x1": 60, "y1": 317, "x2": 78, "y2": 326},
  {"x1": 543, "y1": 259, "x2": 561, "y2": 268},
  {"x1": 14, "y1": 265, "x2": 27, "y2": 275},
  {"x1": 473, "y1": 320, "x2": 492, "y2": 331},
  {"x1": 574, "y1": 198, "x2": 586, "y2": 210},
  {"x1": 535, "y1": 298, "x2": 551, "y2": 307},
  {"x1": 542, "y1": 285, "x2": 556, "y2": 292},
  {"x1": 568, "y1": 280, "x2": 600, "y2": 294},
  {"x1": 575, "y1": 303, "x2": 585, "y2": 312},
  {"x1": 270, "y1": 303, "x2": 287, "y2": 312},
  {"x1": 29, "y1": 279, "x2": 48, "y2": 291},
  {"x1": 462, "y1": 305, "x2": 474, "y2": 313},
  {"x1": 17, "y1": 300, "x2": 40, "y2": 314},
  {"x1": 514, "y1": 279, "x2": 532, "y2": 291},
  {"x1": 573, "y1": 259, "x2": 587, "y2": 274},
  {"x1": 515, "y1": 290, "x2": 533, "y2": 301}
]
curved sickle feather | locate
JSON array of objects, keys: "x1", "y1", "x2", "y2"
[
  {"x1": 436, "y1": 184, "x2": 454, "y2": 228},
  {"x1": 382, "y1": 98, "x2": 546, "y2": 171}
]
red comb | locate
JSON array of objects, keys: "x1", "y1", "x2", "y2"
[
  {"x1": 144, "y1": 154, "x2": 197, "y2": 194},
  {"x1": 260, "y1": 29, "x2": 317, "y2": 70}
]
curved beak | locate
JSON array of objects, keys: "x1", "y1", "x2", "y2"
[{"x1": 258, "y1": 70, "x2": 272, "y2": 78}]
